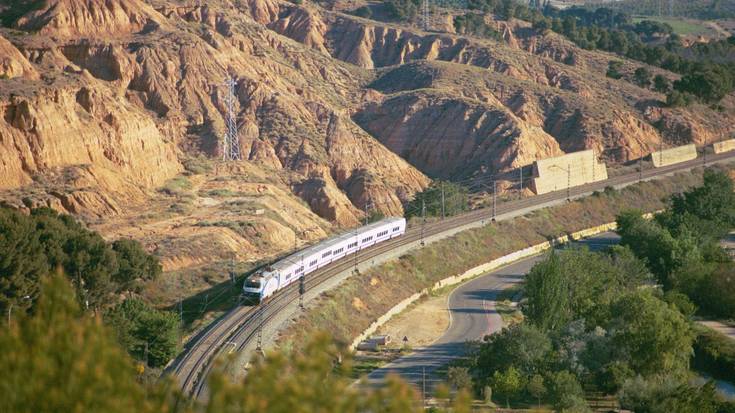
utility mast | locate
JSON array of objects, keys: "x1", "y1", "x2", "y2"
[
  {"x1": 222, "y1": 76, "x2": 241, "y2": 162},
  {"x1": 422, "y1": 0, "x2": 430, "y2": 31}
]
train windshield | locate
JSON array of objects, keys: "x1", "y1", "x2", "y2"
[{"x1": 244, "y1": 279, "x2": 261, "y2": 289}]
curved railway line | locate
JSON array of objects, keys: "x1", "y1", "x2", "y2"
[{"x1": 171, "y1": 151, "x2": 735, "y2": 400}]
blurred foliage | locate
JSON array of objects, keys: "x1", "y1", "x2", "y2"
[{"x1": 0, "y1": 273, "x2": 179, "y2": 413}]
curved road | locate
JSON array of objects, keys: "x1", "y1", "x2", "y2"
[{"x1": 365, "y1": 233, "x2": 621, "y2": 392}]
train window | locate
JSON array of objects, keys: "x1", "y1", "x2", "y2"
[
  {"x1": 349, "y1": 242, "x2": 357, "y2": 248},
  {"x1": 296, "y1": 266, "x2": 304, "y2": 273},
  {"x1": 245, "y1": 279, "x2": 261, "y2": 288},
  {"x1": 309, "y1": 260, "x2": 317, "y2": 267},
  {"x1": 322, "y1": 251, "x2": 332, "y2": 258},
  {"x1": 285, "y1": 273, "x2": 291, "y2": 280},
  {"x1": 335, "y1": 248, "x2": 344, "y2": 254},
  {"x1": 393, "y1": 227, "x2": 400, "y2": 232}
]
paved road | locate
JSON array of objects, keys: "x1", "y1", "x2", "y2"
[
  {"x1": 700, "y1": 320, "x2": 735, "y2": 340},
  {"x1": 365, "y1": 233, "x2": 621, "y2": 394}
]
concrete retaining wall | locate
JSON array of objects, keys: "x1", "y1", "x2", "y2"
[
  {"x1": 531, "y1": 150, "x2": 608, "y2": 195},
  {"x1": 651, "y1": 144, "x2": 697, "y2": 167},
  {"x1": 349, "y1": 221, "x2": 619, "y2": 350},
  {"x1": 714, "y1": 139, "x2": 735, "y2": 154}
]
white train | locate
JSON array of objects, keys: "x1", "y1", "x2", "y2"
[{"x1": 243, "y1": 217, "x2": 406, "y2": 303}]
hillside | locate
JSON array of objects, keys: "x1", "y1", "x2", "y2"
[{"x1": 0, "y1": 0, "x2": 733, "y2": 305}]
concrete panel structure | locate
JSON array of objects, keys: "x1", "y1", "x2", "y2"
[
  {"x1": 530, "y1": 150, "x2": 608, "y2": 195},
  {"x1": 651, "y1": 144, "x2": 697, "y2": 167},
  {"x1": 714, "y1": 139, "x2": 735, "y2": 154}
]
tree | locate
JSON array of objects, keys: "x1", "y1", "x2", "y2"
[
  {"x1": 697, "y1": 263, "x2": 735, "y2": 319},
  {"x1": 606, "y1": 60, "x2": 624, "y2": 79},
  {"x1": 616, "y1": 210, "x2": 678, "y2": 285},
  {"x1": 105, "y1": 298, "x2": 180, "y2": 368},
  {"x1": 0, "y1": 274, "x2": 170, "y2": 413},
  {"x1": 548, "y1": 370, "x2": 586, "y2": 411},
  {"x1": 619, "y1": 376, "x2": 722, "y2": 413},
  {"x1": 653, "y1": 74, "x2": 671, "y2": 93},
  {"x1": 666, "y1": 90, "x2": 691, "y2": 107},
  {"x1": 523, "y1": 252, "x2": 571, "y2": 331},
  {"x1": 669, "y1": 169, "x2": 735, "y2": 238},
  {"x1": 447, "y1": 366, "x2": 473, "y2": 391},
  {"x1": 112, "y1": 239, "x2": 161, "y2": 291},
  {"x1": 491, "y1": 367, "x2": 523, "y2": 408},
  {"x1": 352, "y1": 6, "x2": 372, "y2": 18},
  {"x1": 634, "y1": 67, "x2": 652, "y2": 88},
  {"x1": 527, "y1": 374, "x2": 547, "y2": 408},
  {"x1": 674, "y1": 65, "x2": 734, "y2": 104},
  {"x1": 608, "y1": 290, "x2": 694, "y2": 377},
  {"x1": 476, "y1": 323, "x2": 552, "y2": 378}
]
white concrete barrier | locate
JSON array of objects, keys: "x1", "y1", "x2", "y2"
[
  {"x1": 714, "y1": 139, "x2": 735, "y2": 154},
  {"x1": 531, "y1": 150, "x2": 608, "y2": 195},
  {"x1": 651, "y1": 144, "x2": 697, "y2": 167}
]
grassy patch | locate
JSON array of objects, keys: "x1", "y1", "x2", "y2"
[
  {"x1": 182, "y1": 157, "x2": 213, "y2": 175},
  {"x1": 159, "y1": 176, "x2": 193, "y2": 196},
  {"x1": 278, "y1": 166, "x2": 733, "y2": 350}
]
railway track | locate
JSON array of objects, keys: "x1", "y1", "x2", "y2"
[{"x1": 172, "y1": 151, "x2": 735, "y2": 400}]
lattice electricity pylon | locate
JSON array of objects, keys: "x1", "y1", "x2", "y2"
[{"x1": 222, "y1": 77, "x2": 242, "y2": 161}]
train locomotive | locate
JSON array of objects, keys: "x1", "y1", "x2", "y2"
[{"x1": 242, "y1": 217, "x2": 406, "y2": 303}]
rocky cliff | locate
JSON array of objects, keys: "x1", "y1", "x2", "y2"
[{"x1": 0, "y1": 0, "x2": 732, "y2": 300}]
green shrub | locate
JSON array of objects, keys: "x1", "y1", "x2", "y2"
[
  {"x1": 182, "y1": 157, "x2": 212, "y2": 175},
  {"x1": 352, "y1": 6, "x2": 372, "y2": 18},
  {"x1": 159, "y1": 176, "x2": 192, "y2": 196},
  {"x1": 692, "y1": 325, "x2": 735, "y2": 382}
]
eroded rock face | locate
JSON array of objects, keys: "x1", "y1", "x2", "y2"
[
  {"x1": 1, "y1": 0, "x2": 733, "y2": 275},
  {"x1": 15, "y1": 0, "x2": 164, "y2": 38},
  {"x1": 0, "y1": 0, "x2": 428, "y2": 225},
  {"x1": 0, "y1": 84, "x2": 180, "y2": 192},
  {"x1": 0, "y1": 35, "x2": 39, "y2": 80}
]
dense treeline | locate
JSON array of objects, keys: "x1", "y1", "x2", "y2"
[
  {"x1": 529, "y1": 7, "x2": 735, "y2": 105},
  {"x1": 0, "y1": 206, "x2": 178, "y2": 367},
  {"x1": 0, "y1": 207, "x2": 160, "y2": 312},
  {"x1": 617, "y1": 169, "x2": 735, "y2": 320}
]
